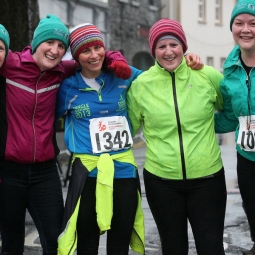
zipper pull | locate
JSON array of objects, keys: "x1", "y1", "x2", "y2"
[{"x1": 246, "y1": 77, "x2": 251, "y2": 90}]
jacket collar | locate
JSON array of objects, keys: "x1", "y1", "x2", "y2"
[
  {"x1": 153, "y1": 57, "x2": 188, "y2": 80},
  {"x1": 75, "y1": 68, "x2": 105, "y2": 90},
  {"x1": 224, "y1": 45, "x2": 242, "y2": 70}
]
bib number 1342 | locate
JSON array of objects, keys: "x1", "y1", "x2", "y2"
[{"x1": 89, "y1": 116, "x2": 133, "y2": 154}]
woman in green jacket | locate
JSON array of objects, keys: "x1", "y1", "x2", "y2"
[
  {"x1": 127, "y1": 18, "x2": 226, "y2": 255},
  {"x1": 215, "y1": 1, "x2": 255, "y2": 254}
]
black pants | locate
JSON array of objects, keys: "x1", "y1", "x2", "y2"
[
  {"x1": 76, "y1": 177, "x2": 138, "y2": 255},
  {"x1": 144, "y1": 168, "x2": 227, "y2": 255},
  {"x1": 0, "y1": 159, "x2": 64, "y2": 255},
  {"x1": 237, "y1": 152, "x2": 255, "y2": 242}
]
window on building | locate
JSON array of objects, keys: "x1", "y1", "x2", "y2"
[
  {"x1": 207, "y1": 57, "x2": 214, "y2": 67},
  {"x1": 148, "y1": 0, "x2": 158, "y2": 11},
  {"x1": 215, "y1": 0, "x2": 222, "y2": 24},
  {"x1": 73, "y1": 5, "x2": 93, "y2": 25},
  {"x1": 220, "y1": 57, "x2": 226, "y2": 73},
  {"x1": 198, "y1": 0, "x2": 206, "y2": 22},
  {"x1": 39, "y1": 0, "x2": 68, "y2": 25}
]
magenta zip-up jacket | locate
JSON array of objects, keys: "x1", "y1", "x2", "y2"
[{"x1": 0, "y1": 46, "x2": 76, "y2": 164}]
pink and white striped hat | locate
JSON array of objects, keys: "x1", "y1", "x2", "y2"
[
  {"x1": 70, "y1": 23, "x2": 105, "y2": 61},
  {"x1": 149, "y1": 18, "x2": 188, "y2": 58}
]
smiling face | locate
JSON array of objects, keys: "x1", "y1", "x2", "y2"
[
  {"x1": 232, "y1": 13, "x2": 255, "y2": 52},
  {"x1": 32, "y1": 40, "x2": 66, "y2": 71},
  {"x1": 155, "y1": 38, "x2": 183, "y2": 72},
  {"x1": 78, "y1": 45, "x2": 105, "y2": 78},
  {"x1": 0, "y1": 40, "x2": 6, "y2": 67}
]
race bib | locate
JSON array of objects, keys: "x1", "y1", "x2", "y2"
[
  {"x1": 89, "y1": 116, "x2": 133, "y2": 154},
  {"x1": 237, "y1": 115, "x2": 255, "y2": 151}
]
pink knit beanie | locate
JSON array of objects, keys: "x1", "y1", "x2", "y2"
[
  {"x1": 149, "y1": 18, "x2": 188, "y2": 58},
  {"x1": 70, "y1": 23, "x2": 105, "y2": 61}
]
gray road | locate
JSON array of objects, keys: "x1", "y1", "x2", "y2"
[{"x1": 0, "y1": 136, "x2": 254, "y2": 254}]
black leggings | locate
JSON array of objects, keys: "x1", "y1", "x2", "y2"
[
  {"x1": 0, "y1": 159, "x2": 64, "y2": 255},
  {"x1": 144, "y1": 168, "x2": 227, "y2": 255},
  {"x1": 76, "y1": 177, "x2": 138, "y2": 255},
  {"x1": 237, "y1": 152, "x2": 255, "y2": 242}
]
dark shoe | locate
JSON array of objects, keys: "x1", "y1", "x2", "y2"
[{"x1": 243, "y1": 243, "x2": 255, "y2": 255}]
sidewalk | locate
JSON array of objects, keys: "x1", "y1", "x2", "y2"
[{"x1": 0, "y1": 142, "x2": 253, "y2": 254}]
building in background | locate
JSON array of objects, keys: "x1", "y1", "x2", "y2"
[
  {"x1": 38, "y1": 0, "x2": 110, "y2": 51},
  {"x1": 37, "y1": 0, "x2": 161, "y2": 70},
  {"x1": 37, "y1": 0, "x2": 237, "y2": 73},
  {"x1": 108, "y1": 0, "x2": 161, "y2": 70},
  {"x1": 161, "y1": 0, "x2": 237, "y2": 72}
]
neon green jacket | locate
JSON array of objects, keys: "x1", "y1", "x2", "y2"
[
  {"x1": 127, "y1": 59, "x2": 224, "y2": 180},
  {"x1": 58, "y1": 149, "x2": 145, "y2": 255}
]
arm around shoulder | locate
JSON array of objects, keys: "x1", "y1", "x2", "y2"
[
  {"x1": 214, "y1": 78, "x2": 239, "y2": 133},
  {"x1": 56, "y1": 78, "x2": 72, "y2": 120},
  {"x1": 201, "y1": 65, "x2": 224, "y2": 111},
  {"x1": 127, "y1": 79, "x2": 143, "y2": 136}
]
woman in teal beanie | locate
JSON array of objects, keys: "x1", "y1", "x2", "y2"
[
  {"x1": 0, "y1": 14, "x2": 132, "y2": 255},
  {"x1": 215, "y1": 0, "x2": 255, "y2": 254},
  {"x1": 31, "y1": 14, "x2": 69, "y2": 54}
]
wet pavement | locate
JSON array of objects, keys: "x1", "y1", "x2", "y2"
[{"x1": 0, "y1": 134, "x2": 254, "y2": 254}]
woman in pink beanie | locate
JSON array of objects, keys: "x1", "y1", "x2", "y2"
[{"x1": 127, "y1": 18, "x2": 226, "y2": 255}]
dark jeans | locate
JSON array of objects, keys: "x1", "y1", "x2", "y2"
[
  {"x1": 144, "y1": 168, "x2": 227, "y2": 255},
  {"x1": 77, "y1": 177, "x2": 138, "y2": 255},
  {"x1": 237, "y1": 152, "x2": 255, "y2": 242},
  {"x1": 0, "y1": 159, "x2": 64, "y2": 255}
]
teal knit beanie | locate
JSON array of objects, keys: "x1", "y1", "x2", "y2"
[
  {"x1": 31, "y1": 14, "x2": 69, "y2": 53},
  {"x1": 230, "y1": 0, "x2": 255, "y2": 31},
  {"x1": 0, "y1": 24, "x2": 10, "y2": 59}
]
